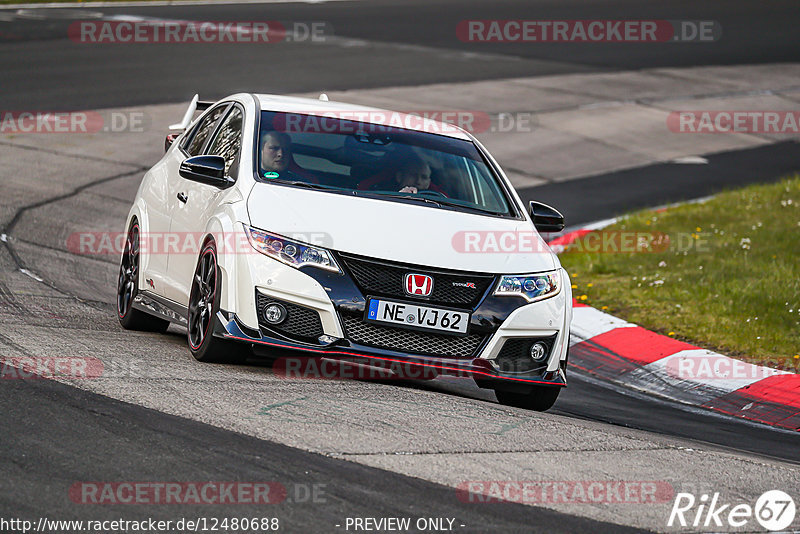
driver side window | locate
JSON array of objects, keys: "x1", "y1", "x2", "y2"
[
  {"x1": 206, "y1": 106, "x2": 243, "y2": 178},
  {"x1": 183, "y1": 105, "x2": 227, "y2": 156}
]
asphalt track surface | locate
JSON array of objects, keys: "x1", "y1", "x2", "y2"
[
  {"x1": 0, "y1": 0, "x2": 799, "y2": 109},
  {"x1": 1, "y1": 0, "x2": 800, "y2": 532},
  {"x1": 0, "y1": 375, "x2": 641, "y2": 533},
  {"x1": 521, "y1": 141, "x2": 800, "y2": 228}
]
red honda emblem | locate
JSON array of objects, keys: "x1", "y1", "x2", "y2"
[{"x1": 404, "y1": 273, "x2": 433, "y2": 296}]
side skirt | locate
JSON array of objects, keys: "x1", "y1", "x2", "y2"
[{"x1": 133, "y1": 290, "x2": 189, "y2": 326}]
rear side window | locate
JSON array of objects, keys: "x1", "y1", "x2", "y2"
[
  {"x1": 207, "y1": 106, "x2": 243, "y2": 178},
  {"x1": 184, "y1": 105, "x2": 227, "y2": 156}
]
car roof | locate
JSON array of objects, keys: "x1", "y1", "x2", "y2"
[{"x1": 252, "y1": 93, "x2": 472, "y2": 140}]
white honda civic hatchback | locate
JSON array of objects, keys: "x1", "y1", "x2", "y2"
[{"x1": 117, "y1": 93, "x2": 572, "y2": 411}]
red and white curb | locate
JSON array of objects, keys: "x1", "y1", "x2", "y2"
[
  {"x1": 550, "y1": 224, "x2": 800, "y2": 432},
  {"x1": 546, "y1": 217, "x2": 618, "y2": 255}
]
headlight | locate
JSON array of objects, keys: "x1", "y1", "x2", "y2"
[
  {"x1": 244, "y1": 225, "x2": 341, "y2": 273},
  {"x1": 494, "y1": 271, "x2": 560, "y2": 302}
]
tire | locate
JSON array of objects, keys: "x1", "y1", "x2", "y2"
[
  {"x1": 495, "y1": 386, "x2": 561, "y2": 412},
  {"x1": 117, "y1": 221, "x2": 170, "y2": 333},
  {"x1": 187, "y1": 241, "x2": 246, "y2": 364}
]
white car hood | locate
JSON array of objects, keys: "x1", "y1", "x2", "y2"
[{"x1": 246, "y1": 184, "x2": 556, "y2": 274}]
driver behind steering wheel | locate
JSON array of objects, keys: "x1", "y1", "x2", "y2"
[{"x1": 393, "y1": 156, "x2": 432, "y2": 194}]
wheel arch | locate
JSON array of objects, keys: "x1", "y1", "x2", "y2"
[
  {"x1": 123, "y1": 203, "x2": 147, "y2": 286},
  {"x1": 202, "y1": 210, "x2": 240, "y2": 314}
]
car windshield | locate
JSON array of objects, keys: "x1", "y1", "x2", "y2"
[{"x1": 256, "y1": 111, "x2": 515, "y2": 217}]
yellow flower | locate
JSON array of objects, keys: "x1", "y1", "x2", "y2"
[
  {"x1": 579, "y1": 295, "x2": 588, "y2": 301},
  {"x1": 571, "y1": 273, "x2": 578, "y2": 277},
  {"x1": 668, "y1": 331, "x2": 675, "y2": 336},
  {"x1": 571, "y1": 284, "x2": 577, "y2": 289},
  {"x1": 587, "y1": 283, "x2": 593, "y2": 288},
  {"x1": 696, "y1": 227, "x2": 702, "y2": 232},
  {"x1": 795, "y1": 355, "x2": 800, "y2": 359},
  {"x1": 645, "y1": 220, "x2": 651, "y2": 226},
  {"x1": 601, "y1": 306, "x2": 608, "y2": 310}
]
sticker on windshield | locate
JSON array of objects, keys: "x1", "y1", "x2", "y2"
[{"x1": 264, "y1": 172, "x2": 279, "y2": 179}]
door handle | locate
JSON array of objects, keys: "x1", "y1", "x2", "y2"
[{"x1": 177, "y1": 192, "x2": 188, "y2": 203}]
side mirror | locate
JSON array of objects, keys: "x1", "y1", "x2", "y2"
[
  {"x1": 179, "y1": 155, "x2": 233, "y2": 188},
  {"x1": 529, "y1": 201, "x2": 565, "y2": 233}
]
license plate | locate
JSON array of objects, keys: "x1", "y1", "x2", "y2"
[{"x1": 365, "y1": 298, "x2": 469, "y2": 334}]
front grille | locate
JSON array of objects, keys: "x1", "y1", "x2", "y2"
[
  {"x1": 256, "y1": 292, "x2": 324, "y2": 342},
  {"x1": 339, "y1": 253, "x2": 495, "y2": 307},
  {"x1": 341, "y1": 313, "x2": 486, "y2": 359},
  {"x1": 493, "y1": 335, "x2": 557, "y2": 374}
]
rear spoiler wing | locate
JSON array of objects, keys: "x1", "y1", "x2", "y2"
[{"x1": 168, "y1": 94, "x2": 215, "y2": 131}]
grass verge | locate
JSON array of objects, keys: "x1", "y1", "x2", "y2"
[{"x1": 560, "y1": 175, "x2": 800, "y2": 371}]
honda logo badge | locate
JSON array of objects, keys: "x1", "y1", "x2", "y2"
[{"x1": 404, "y1": 273, "x2": 433, "y2": 297}]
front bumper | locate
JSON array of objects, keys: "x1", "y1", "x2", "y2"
[
  {"x1": 214, "y1": 311, "x2": 567, "y2": 387},
  {"x1": 219, "y1": 248, "x2": 571, "y2": 389}
]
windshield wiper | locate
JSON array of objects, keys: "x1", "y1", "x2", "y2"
[
  {"x1": 361, "y1": 191, "x2": 507, "y2": 215},
  {"x1": 358, "y1": 192, "x2": 444, "y2": 207},
  {"x1": 265, "y1": 179, "x2": 355, "y2": 195},
  {"x1": 270, "y1": 178, "x2": 338, "y2": 189},
  {"x1": 423, "y1": 197, "x2": 505, "y2": 216}
]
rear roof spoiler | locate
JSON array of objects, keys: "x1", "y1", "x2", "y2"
[{"x1": 168, "y1": 94, "x2": 215, "y2": 131}]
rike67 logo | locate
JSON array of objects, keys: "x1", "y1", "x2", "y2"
[{"x1": 668, "y1": 490, "x2": 796, "y2": 531}]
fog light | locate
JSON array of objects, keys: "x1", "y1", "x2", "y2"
[
  {"x1": 530, "y1": 342, "x2": 548, "y2": 361},
  {"x1": 263, "y1": 303, "x2": 286, "y2": 325}
]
